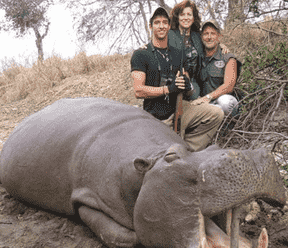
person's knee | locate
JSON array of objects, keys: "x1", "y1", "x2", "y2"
[
  {"x1": 203, "y1": 104, "x2": 224, "y2": 123},
  {"x1": 215, "y1": 95, "x2": 238, "y2": 116},
  {"x1": 212, "y1": 104, "x2": 224, "y2": 122}
]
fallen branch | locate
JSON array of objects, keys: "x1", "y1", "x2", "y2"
[{"x1": 231, "y1": 130, "x2": 288, "y2": 140}]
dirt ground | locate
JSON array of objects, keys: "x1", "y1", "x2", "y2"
[{"x1": 0, "y1": 67, "x2": 288, "y2": 247}]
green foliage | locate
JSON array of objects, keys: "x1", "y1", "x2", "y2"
[
  {"x1": 217, "y1": 41, "x2": 288, "y2": 149},
  {"x1": 240, "y1": 41, "x2": 288, "y2": 99},
  {"x1": 281, "y1": 163, "x2": 288, "y2": 187},
  {"x1": 248, "y1": 0, "x2": 260, "y2": 17},
  {"x1": 0, "y1": 0, "x2": 52, "y2": 36}
]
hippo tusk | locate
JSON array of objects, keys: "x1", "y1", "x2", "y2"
[
  {"x1": 199, "y1": 210, "x2": 210, "y2": 248},
  {"x1": 226, "y1": 209, "x2": 232, "y2": 236},
  {"x1": 230, "y1": 206, "x2": 241, "y2": 248}
]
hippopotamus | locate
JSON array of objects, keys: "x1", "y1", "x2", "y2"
[{"x1": 0, "y1": 97, "x2": 285, "y2": 248}]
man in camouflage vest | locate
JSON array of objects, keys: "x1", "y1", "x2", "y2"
[{"x1": 192, "y1": 20, "x2": 242, "y2": 116}]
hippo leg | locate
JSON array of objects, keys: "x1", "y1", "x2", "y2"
[{"x1": 78, "y1": 206, "x2": 137, "y2": 248}]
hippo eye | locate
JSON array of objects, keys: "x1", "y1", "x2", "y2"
[{"x1": 164, "y1": 153, "x2": 180, "y2": 163}]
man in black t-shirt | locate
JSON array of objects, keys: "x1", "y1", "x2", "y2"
[
  {"x1": 131, "y1": 8, "x2": 224, "y2": 151},
  {"x1": 131, "y1": 7, "x2": 193, "y2": 120}
]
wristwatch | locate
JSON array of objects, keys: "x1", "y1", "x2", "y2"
[{"x1": 206, "y1": 94, "x2": 212, "y2": 100}]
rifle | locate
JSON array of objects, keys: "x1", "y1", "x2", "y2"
[{"x1": 173, "y1": 28, "x2": 187, "y2": 133}]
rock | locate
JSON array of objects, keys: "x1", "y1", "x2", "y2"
[
  {"x1": 282, "y1": 205, "x2": 288, "y2": 212},
  {"x1": 245, "y1": 201, "x2": 260, "y2": 222}
]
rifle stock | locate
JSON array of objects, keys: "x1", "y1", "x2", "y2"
[{"x1": 174, "y1": 92, "x2": 183, "y2": 133}]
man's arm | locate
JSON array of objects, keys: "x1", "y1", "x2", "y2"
[
  {"x1": 132, "y1": 71, "x2": 169, "y2": 99},
  {"x1": 191, "y1": 58, "x2": 237, "y2": 105},
  {"x1": 132, "y1": 70, "x2": 187, "y2": 99},
  {"x1": 208, "y1": 58, "x2": 237, "y2": 100}
]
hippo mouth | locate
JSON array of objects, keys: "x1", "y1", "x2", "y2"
[
  {"x1": 133, "y1": 170, "x2": 201, "y2": 247},
  {"x1": 258, "y1": 196, "x2": 286, "y2": 209}
]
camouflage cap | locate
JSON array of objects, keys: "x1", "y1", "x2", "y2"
[{"x1": 201, "y1": 20, "x2": 221, "y2": 33}]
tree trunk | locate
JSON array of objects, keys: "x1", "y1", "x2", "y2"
[
  {"x1": 35, "y1": 36, "x2": 44, "y2": 61},
  {"x1": 139, "y1": 1, "x2": 150, "y2": 41},
  {"x1": 203, "y1": 0, "x2": 220, "y2": 28},
  {"x1": 154, "y1": 0, "x2": 171, "y2": 13},
  {"x1": 227, "y1": 0, "x2": 245, "y2": 23},
  {"x1": 32, "y1": 22, "x2": 50, "y2": 61}
]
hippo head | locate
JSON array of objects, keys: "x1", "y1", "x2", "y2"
[
  {"x1": 133, "y1": 144, "x2": 204, "y2": 248},
  {"x1": 132, "y1": 145, "x2": 286, "y2": 247},
  {"x1": 196, "y1": 148, "x2": 286, "y2": 216}
]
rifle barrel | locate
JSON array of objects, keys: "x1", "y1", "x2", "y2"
[{"x1": 173, "y1": 29, "x2": 187, "y2": 133}]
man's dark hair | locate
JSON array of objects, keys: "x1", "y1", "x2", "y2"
[{"x1": 149, "y1": 7, "x2": 171, "y2": 27}]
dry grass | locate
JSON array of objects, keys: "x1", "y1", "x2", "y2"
[
  {"x1": 222, "y1": 18, "x2": 288, "y2": 61},
  {"x1": 1, "y1": 18, "x2": 287, "y2": 105},
  {"x1": 0, "y1": 51, "x2": 136, "y2": 105}
]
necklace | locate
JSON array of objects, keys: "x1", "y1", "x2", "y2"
[{"x1": 156, "y1": 48, "x2": 169, "y2": 62}]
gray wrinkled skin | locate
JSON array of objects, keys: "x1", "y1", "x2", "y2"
[
  {"x1": 195, "y1": 147, "x2": 285, "y2": 216},
  {"x1": 0, "y1": 97, "x2": 285, "y2": 248}
]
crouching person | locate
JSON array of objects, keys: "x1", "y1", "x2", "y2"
[{"x1": 192, "y1": 20, "x2": 242, "y2": 116}]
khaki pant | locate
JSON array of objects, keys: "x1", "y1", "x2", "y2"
[{"x1": 163, "y1": 100, "x2": 224, "y2": 152}]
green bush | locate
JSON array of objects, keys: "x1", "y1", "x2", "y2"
[
  {"x1": 240, "y1": 41, "x2": 288, "y2": 97},
  {"x1": 217, "y1": 41, "x2": 288, "y2": 149}
]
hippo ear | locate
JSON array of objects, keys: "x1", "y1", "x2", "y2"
[{"x1": 134, "y1": 158, "x2": 154, "y2": 174}]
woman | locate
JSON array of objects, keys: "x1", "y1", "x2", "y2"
[{"x1": 168, "y1": 0, "x2": 228, "y2": 100}]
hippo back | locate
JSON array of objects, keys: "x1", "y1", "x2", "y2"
[{"x1": 0, "y1": 98, "x2": 186, "y2": 215}]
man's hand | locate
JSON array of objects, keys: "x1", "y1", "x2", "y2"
[
  {"x1": 220, "y1": 43, "x2": 230, "y2": 54},
  {"x1": 174, "y1": 69, "x2": 191, "y2": 90},
  {"x1": 191, "y1": 96, "x2": 211, "y2": 105},
  {"x1": 168, "y1": 70, "x2": 184, "y2": 93}
]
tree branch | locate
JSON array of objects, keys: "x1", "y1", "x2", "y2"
[
  {"x1": 41, "y1": 21, "x2": 50, "y2": 39},
  {"x1": 232, "y1": 130, "x2": 288, "y2": 140},
  {"x1": 108, "y1": 11, "x2": 139, "y2": 54},
  {"x1": 152, "y1": 0, "x2": 171, "y2": 12},
  {"x1": 254, "y1": 22, "x2": 288, "y2": 37},
  {"x1": 138, "y1": 1, "x2": 150, "y2": 41}
]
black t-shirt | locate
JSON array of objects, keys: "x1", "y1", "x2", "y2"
[
  {"x1": 154, "y1": 47, "x2": 171, "y2": 79},
  {"x1": 131, "y1": 43, "x2": 185, "y2": 120}
]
